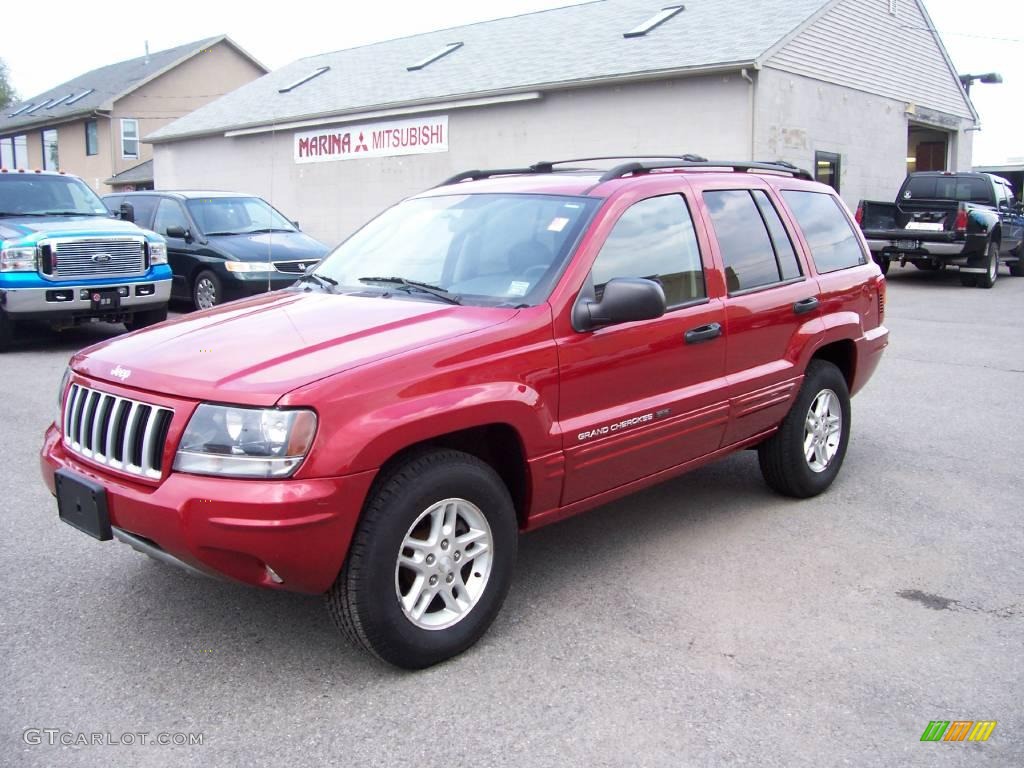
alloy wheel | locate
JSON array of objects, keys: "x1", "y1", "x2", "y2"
[{"x1": 804, "y1": 389, "x2": 842, "y2": 473}]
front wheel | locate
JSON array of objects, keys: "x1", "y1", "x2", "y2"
[
  {"x1": 0, "y1": 309, "x2": 12, "y2": 352},
  {"x1": 758, "y1": 360, "x2": 851, "y2": 498},
  {"x1": 192, "y1": 270, "x2": 222, "y2": 310},
  {"x1": 326, "y1": 449, "x2": 518, "y2": 669}
]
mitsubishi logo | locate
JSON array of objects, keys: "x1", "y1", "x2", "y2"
[
  {"x1": 110, "y1": 365, "x2": 132, "y2": 381},
  {"x1": 91, "y1": 253, "x2": 112, "y2": 263}
]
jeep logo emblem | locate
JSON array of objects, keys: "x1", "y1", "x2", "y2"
[
  {"x1": 110, "y1": 365, "x2": 132, "y2": 381},
  {"x1": 91, "y1": 253, "x2": 112, "y2": 263}
]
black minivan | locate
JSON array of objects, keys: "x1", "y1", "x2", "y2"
[{"x1": 103, "y1": 191, "x2": 329, "y2": 309}]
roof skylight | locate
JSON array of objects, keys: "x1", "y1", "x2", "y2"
[
  {"x1": 8, "y1": 103, "x2": 34, "y2": 117},
  {"x1": 279, "y1": 66, "x2": 330, "y2": 93},
  {"x1": 26, "y1": 99, "x2": 54, "y2": 114},
  {"x1": 407, "y1": 42, "x2": 464, "y2": 72},
  {"x1": 65, "y1": 89, "x2": 94, "y2": 105},
  {"x1": 46, "y1": 94, "x2": 74, "y2": 109},
  {"x1": 624, "y1": 5, "x2": 685, "y2": 38}
]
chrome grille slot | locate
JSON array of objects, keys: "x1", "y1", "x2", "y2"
[
  {"x1": 63, "y1": 384, "x2": 174, "y2": 479},
  {"x1": 274, "y1": 260, "x2": 317, "y2": 274},
  {"x1": 50, "y1": 237, "x2": 146, "y2": 279}
]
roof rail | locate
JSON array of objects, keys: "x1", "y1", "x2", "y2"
[
  {"x1": 437, "y1": 154, "x2": 710, "y2": 187},
  {"x1": 597, "y1": 159, "x2": 814, "y2": 183}
]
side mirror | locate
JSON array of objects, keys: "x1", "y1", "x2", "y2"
[
  {"x1": 119, "y1": 202, "x2": 135, "y2": 223},
  {"x1": 574, "y1": 277, "x2": 666, "y2": 331},
  {"x1": 291, "y1": 220, "x2": 300, "y2": 230},
  {"x1": 165, "y1": 225, "x2": 190, "y2": 241}
]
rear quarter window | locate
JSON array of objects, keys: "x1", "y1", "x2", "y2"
[{"x1": 780, "y1": 190, "x2": 867, "y2": 274}]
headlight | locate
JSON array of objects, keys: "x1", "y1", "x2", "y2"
[
  {"x1": 148, "y1": 241, "x2": 168, "y2": 265},
  {"x1": 225, "y1": 261, "x2": 274, "y2": 273},
  {"x1": 173, "y1": 404, "x2": 317, "y2": 479},
  {"x1": 56, "y1": 366, "x2": 71, "y2": 427},
  {"x1": 0, "y1": 246, "x2": 37, "y2": 272}
]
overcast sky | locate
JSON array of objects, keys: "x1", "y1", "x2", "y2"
[{"x1": 3, "y1": 0, "x2": 1021, "y2": 165}]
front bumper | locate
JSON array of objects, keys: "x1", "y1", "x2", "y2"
[
  {"x1": 2, "y1": 279, "x2": 171, "y2": 320},
  {"x1": 40, "y1": 424, "x2": 377, "y2": 594},
  {"x1": 220, "y1": 272, "x2": 300, "y2": 302}
]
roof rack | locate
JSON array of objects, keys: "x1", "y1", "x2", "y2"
[
  {"x1": 437, "y1": 155, "x2": 710, "y2": 187},
  {"x1": 596, "y1": 159, "x2": 814, "y2": 182}
]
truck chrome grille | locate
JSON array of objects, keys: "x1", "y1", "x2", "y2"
[
  {"x1": 52, "y1": 238, "x2": 146, "y2": 279},
  {"x1": 62, "y1": 384, "x2": 173, "y2": 479}
]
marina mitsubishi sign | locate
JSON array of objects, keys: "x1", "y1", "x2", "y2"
[{"x1": 294, "y1": 115, "x2": 448, "y2": 164}]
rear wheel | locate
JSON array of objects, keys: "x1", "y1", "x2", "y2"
[
  {"x1": 873, "y1": 254, "x2": 890, "y2": 275},
  {"x1": 192, "y1": 270, "x2": 222, "y2": 310},
  {"x1": 914, "y1": 261, "x2": 944, "y2": 272},
  {"x1": 0, "y1": 309, "x2": 13, "y2": 352},
  {"x1": 758, "y1": 360, "x2": 851, "y2": 498},
  {"x1": 125, "y1": 307, "x2": 168, "y2": 332},
  {"x1": 1010, "y1": 243, "x2": 1024, "y2": 277},
  {"x1": 326, "y1": 448, "x2": 518, "y2": 669},
  {"x1": 975, "y1": 240, "x2": 999, "y2": 289}
]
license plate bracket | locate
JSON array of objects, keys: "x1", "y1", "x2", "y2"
[
  {"x1": 55, "y1": 469, "x2": 112, "y2": 541},
  {"x1": 89, "y1": 288, "x2": 121, "y2": 311}
]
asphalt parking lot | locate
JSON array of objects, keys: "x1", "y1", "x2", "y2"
[{"x1": 2, "y1": 271, "x2": 1022, "y2": 768}]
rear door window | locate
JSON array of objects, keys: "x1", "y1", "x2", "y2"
[
  {"x1": 703, "y1": 189, "x2": 788, "y2": 293},
  {"x1": 781, "y1": 190, "x2": 867, "y2": 273},
  {"x1": 590, "y1": 194, "x2": 705, "y2": 308}
]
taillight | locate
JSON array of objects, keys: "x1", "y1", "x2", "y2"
[
  {"x1": 855, "y1": 203, "x2": 864, "y2": 225},
  {"x1": 955, "y1": 209, "x2": 968, "y2": 232}
]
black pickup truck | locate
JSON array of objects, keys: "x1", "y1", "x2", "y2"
[{"x1": 857, "y1": 171, "x2": 1024, "y2": 288}]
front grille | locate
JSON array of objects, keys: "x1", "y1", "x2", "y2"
[
  {"x1": 274, "y1": 260, "x2": 319, "y2": 274},
  {"x1": 51, "y1": 238, "x2": 146, "y2": 279},
  {"x1": 63, "y1": 384, "x2": 174, "y2": 479}
]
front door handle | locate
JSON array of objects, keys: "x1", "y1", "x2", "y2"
[
  {"x1": 793, "y1": 297, "x2": 820, "y2": 315},
  {"x1": 684, "y1": 322, "x2": 722, "y2": 344}
]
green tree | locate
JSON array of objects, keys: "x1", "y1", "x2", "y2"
[{"x1": 0, "y1": 58, "x2": 17, "y2": 110}]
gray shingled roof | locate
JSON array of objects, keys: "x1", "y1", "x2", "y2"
[
  {"x1": 149, "y1": 0, "x2": 831, "y2": 143},
  {"x1": 0, "y1": 36, "x2": 228, "y2": 135},
  {"x1": 105, "y1": 159, "x2": 154, "y2": 185}
]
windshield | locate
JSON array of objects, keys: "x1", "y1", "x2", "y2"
[
  {"x1": 0, "y1": 174, "x2": 110, "y2": 216},
  {"x1": 313, "y1": 193, "x2": 598, "y2": 306},
  {"x1": 185, "y1": 197, "x2": 297, "y2": 235}
]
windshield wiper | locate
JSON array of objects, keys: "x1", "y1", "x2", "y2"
[
  {"x1": 40, "y1": 211, "x2": 98, "y2": 216},
  {"x1": 358, "y1": 276, "x2": 461, "y2": 305},
  {"x1": 246, "y1": 227, "x2": 296, "y2": 234},
  {"x1": 0, "y1": 211, "x2": 49, "y2": 217},
  {"x1": 204, "y1": 231, "x2": 244, "y2": 236},
  {"x1": 297, "y1": 272, "x2": 338, "y2": 292}
]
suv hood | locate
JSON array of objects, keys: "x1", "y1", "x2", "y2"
[
  {"x1": 0, "y1": 215, "x2": 145, "y2": 243},
  {"x1": 72, "y1": 291, "x2": 515, "y2": 405},
  {"x1": 210, "y1": 231, "x2": 329, "y2": 262}
]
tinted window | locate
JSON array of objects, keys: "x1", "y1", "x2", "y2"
[
  {"x1": 123, "y1": 196, "x2": 160, "y2": 229},
  {"x1": 703, "y1": 190, "x2": 780, "y2": 293},
  {"x1": 781, "y1": 190, "x2": 867, "y2": 273},
  {"x1": 591, "y1": 194, "x2": 705, "y2": 307},
  {"x1": 904, "y1": 175, "x2": 991, "y2": 204},
  {"x1": 153, "y1": 199, "x2": 189, "y2": 236},
  {"x1": 752, "y1": 190, "x2": 802, "y2": 280}
]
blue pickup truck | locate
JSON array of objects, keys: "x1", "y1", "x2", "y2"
[{"x1": 0, "y1": 170, "x2": 171, "y2": 350}]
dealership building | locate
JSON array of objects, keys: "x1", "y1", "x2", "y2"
[{"x1": 148, "y1": 0, "x2": 978, "y2": 246}]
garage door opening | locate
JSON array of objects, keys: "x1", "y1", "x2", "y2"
[{"x1": 907, "y1": 125, "x2": 950, "y2": 173}]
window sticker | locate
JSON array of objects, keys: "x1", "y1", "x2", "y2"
[
  {"x1": 547, "y1": 217, "x2": 570, "y2": 232},
  {"x1": 508, "y1": 281, "x2": 530, "y2": 297}
]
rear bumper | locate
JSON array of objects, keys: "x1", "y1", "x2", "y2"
[
  {"x1": 864, "y1": 232, "x2": 987, "y2": 263},
  {"x1": 1, "y1": 279, "x2": 170, "y2": 319},
  {"x1": 40, "y1": 424, "x2": 377, "y2": 594},
  {"x1": 851, "y1": 325, "x2": 889, "y2": 397}
]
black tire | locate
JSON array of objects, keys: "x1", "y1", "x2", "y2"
[
  {"x1": 192, "y1": 270, "x2": 222, "y2": 310},
  {"x1": 326, "y1": 448, "x2": 518, "y2": 669},
  {"x1": 913, "y1": 261, "x2": 944, "y2": 272},
  {"x1": 975, "y1": 240, "x2": 999, "y2": 289},
  {"x1": 1009, "y1": 244, "x2": 1024, "y2": 277},
  {"x1": 873, "y1": 253, "x2": 890, "y2": 275},
  {"x1": 125, "y1": 307, "x2": 168, "y2": 332},
  {"x1": 758, "y1": 360, "x2": 851, "y2": 498},
  {"x1": 0, "y1": 309, "x2": 13, "y2": 352}
]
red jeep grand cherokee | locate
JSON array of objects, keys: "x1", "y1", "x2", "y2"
[{"x1": 41, "y1": 157, "x2": 888, "y2": 668}]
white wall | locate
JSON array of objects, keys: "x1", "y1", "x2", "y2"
[
  {"x1": 153, "y1": 74, "x2": 753, "y2": 246},
  {"x1": 756, "y1": 67, "x2": 973, "y2": 207}
]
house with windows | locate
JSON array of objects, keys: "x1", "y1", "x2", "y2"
[
  {"x1": 0, "y1": 36, "x2": 266, "y2": 193},
  {"x1": 148, "y1": 0, "x2": 979, "y2": 247}
]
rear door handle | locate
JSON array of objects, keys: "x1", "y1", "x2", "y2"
[
  {"x1": 793, "y1": 297, "x2": 820, "y2": 315},
  {"x1": 684, "y1": 322, "x2": 722, "y2": 344}
]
